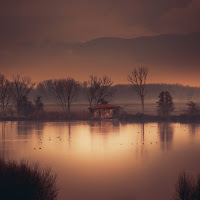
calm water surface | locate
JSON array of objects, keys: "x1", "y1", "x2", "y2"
[{"x1": 1, "y1": 121, "x2": 200, "y2": 200}]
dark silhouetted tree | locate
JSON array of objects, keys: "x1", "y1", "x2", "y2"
[
  {"x1": 34, "y1": 96, "x2": 44, "y2": 112},
  {"x1": 37, "y1": 80, "x2": 55, "y2": 100},
  {"x1": 87, "y1": 75, "x2": 113, "y2": 106},
  {"x1": 20, "y1": 96, "x2": 34, "y2": 116},
  {"x1": 95, "y1": 76, "x2": 113, "y2": 105},
  {"x1": 157, "y1": 91, "x2": 174, "y2": 116},
  {"x1": 128, "y1": 67, "x2": 149, "y2": 113},
  {"x1": 186, "y1": 101, "x2": 200, "y2": 115},
  {"x1": 0, "y1": 74, "x2": 13, "y2": 116},
  {"x1": 52, "y1": 78, "x2": 80, "y2": 112},
  {"x1": 9, "y1": 75, "x2": 35, "y2": 115},
  {"x1": 86, "y1": 76, "x2": 101, "y2": 107}
]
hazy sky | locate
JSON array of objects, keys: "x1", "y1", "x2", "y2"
[{"x1": 0, "y1": 0, "x2": 200, "y2": 85}]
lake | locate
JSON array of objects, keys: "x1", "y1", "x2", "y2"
[{"x1": 0, "y1": 121, "x2": 200, "y2": 200}]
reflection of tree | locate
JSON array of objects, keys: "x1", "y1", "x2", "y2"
[
  {"x1": 1, "y1": 121, "x2": 6, "y2": 140},
  {"x1": 68, "y1": 122, "x2": 71, "y2": 139},
  {"x1": 17, "y1": 121, "x2": 34, "y2": 136},
  {"x1": 17, "y1": 121, "x2": 44, "y2": 137},
  {"x1": 140, "y1": 123, "x2": 146, "y2": 158},
  {"x1": 135, "y1": 123, "x2": 148, "y2": 159},
  {"x1": 158, "y1": 123, "x2": 174, "y2": 151},
  {"x1": 141, "y1": 123, "x2": 144, "y2": 143},
  {"x1": 0, "y1": 122, "x2": 6, "y2": 160},
  {"x1": 0, "y1": 122, "x2": 14, "y2": 160},
  {"x1": 67, "y1": 122, "x2": 72, "y2": 149},
  {"x1": 189, "y1": 124, "x2": 198, "y2": 135}
]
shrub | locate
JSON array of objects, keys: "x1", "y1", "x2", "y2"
[
  {"x1": 174, "y1": 171, "x2": 200, "y2": 200},
  {"x1": 186, "y1": 101, "x2": 200, "y2": 115},
  {"x1": 0, "y1": 159, "x2": 58, "y2": 200}
]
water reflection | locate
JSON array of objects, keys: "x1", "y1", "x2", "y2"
[
  {"x1": 141, "y1": 123, "x2": 145, "y2": 143},
  {"x1": 89, "y1": 120, "x2": 120, "y2": 134},
  {"x1": 158, "y1": 123, "x2": 174, "y2": 151},
  {"x1": 16, "y1": 121, "x2": 44, "y2": 136},
  {"x1": 0, "y1": 121, "x2": 200, "y2": 200},
  {"x1": 0, "y1": 122, "x2": 6, "y2": 159},
  {"x1": 67, "y1": 122, "x2": 72, "y2": 150},
  {"x1": 135, "y1": 123, "x2": 148, "y2": 159},
  {"x1": 188, "y1": 123, "x2": 199, "y2": 135},
  {"x1": 1, "y1": 122, "x2": 6, "y2": 140}
]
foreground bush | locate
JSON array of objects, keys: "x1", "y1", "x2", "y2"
[
  {"x1": 174, "y1": 171, "x2": 200, "y2": 200},
  {"x1": 0, "y1": 159, "x2": 58, "y2": 200}
]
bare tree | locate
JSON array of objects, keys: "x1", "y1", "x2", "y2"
[
  {"x1": 52, "y1": 78, "x2": 80, "y2": 112},
  {"x1": 0, "y1": 74, "x2": 12, "y2": 116},
  {"x1": 37, "y1": 79, "x2": 55, "y2": 98},
  {"x1": 87, "y1": 75, "x2": 113, "y2": 106},
  {"x1": 86, "y1": 76, "x2": 101, "y2": 107},
  {"x1": 95, "y1": 76, "x2": 113, "y2": 105},
  {"x1": 128, "y1": 67, "x2": 149, "y2": 113},
  {"x1": 9, "y1": 75, "x2": 35, "y2": 115},
  {"x1": 34, "y1": 96, "x2": 44, "y2": 112}
]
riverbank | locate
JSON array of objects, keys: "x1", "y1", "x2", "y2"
[{"x1": 0, "y1": 111, "x2": 200, "y2": 123}]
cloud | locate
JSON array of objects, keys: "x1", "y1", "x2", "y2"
[
  {"x1": 0, "y1": 0, "x2": 196, "y2": 43},
  {"x1": 160, "y1": 0, "x2": 200, "y2": 34},
  {"x1": 0, "y1": 0, "x2": 200, "y2": 86}
]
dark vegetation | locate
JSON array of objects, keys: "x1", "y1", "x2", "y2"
[
  {"x1": 86, "y1": 75, "x2": 113, "y2": 106},
  {"x1": 157, "y1": 91, "x2": 174, "y2": 116},
  {"x1": 0, "y1": 159, "x2": 58, "y2": 200},
  {"x1": 174, "y1": 171, "x2": 200, "y2": 200},
  {"x1": 1, "y1": 70, "x2": 200, "y2": 122}
]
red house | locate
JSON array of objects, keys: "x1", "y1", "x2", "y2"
[{"x1": 88, "y1": 101, "x2": 120, "y2": 119}]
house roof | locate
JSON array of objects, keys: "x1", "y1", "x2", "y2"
[{"x1": 88, "y1": 103, "x2": 120, "y2": 110}]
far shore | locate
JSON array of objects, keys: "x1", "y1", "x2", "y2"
[{"x1": 1, "y1": 112, "x2": 200, "y2": 123}]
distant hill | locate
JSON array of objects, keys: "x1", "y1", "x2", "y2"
[
  {"x1": 72, "y1": 32, "x2": 200, "y2": 66},
  {"x1": 4, "y1": 32, "x2": 200, "y2": 85}
]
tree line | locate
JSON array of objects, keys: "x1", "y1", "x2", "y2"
[
  {"x1": 0, "y1": 73, "x2": 114, "y2": 117},
  {"x1": 0, "y1": 68, "x2": 199, "y2": 118}
]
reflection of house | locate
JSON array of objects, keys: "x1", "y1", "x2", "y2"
[{"x1": 88, "y1": 101, "x2": 120, "y2": 119}]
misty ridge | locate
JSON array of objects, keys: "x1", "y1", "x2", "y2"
[
  {"x1": 21, "y1": 32, "x2": 200, "y2": 66},
  {"x1": 74, "y1": 32, "x2": 200, "y2": 64},
  {"x1": 18, "y1": 31, "x2": 200, "y2": 61}
]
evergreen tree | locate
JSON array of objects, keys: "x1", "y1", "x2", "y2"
[
  {"x1": 157, "y1": 91, "x2": 165, "y2": 115},
  {"x1": 157, "y1": 91, "x2": 174, "y2": 116}
]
